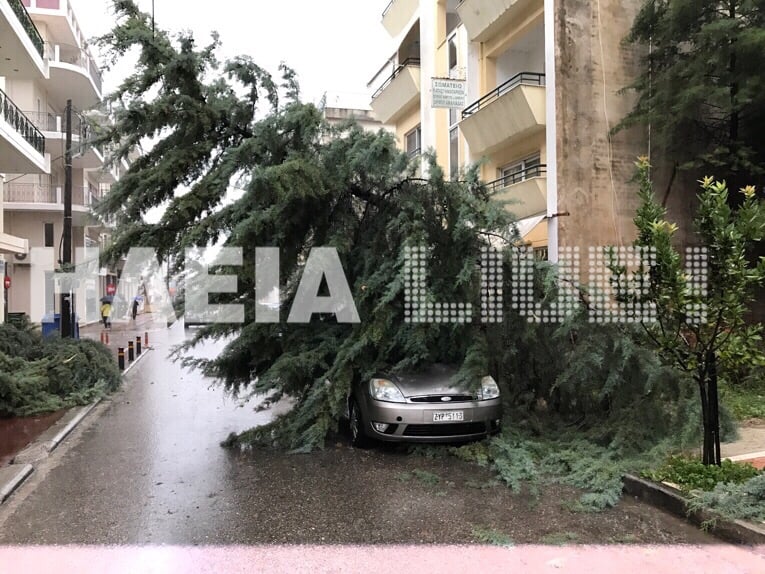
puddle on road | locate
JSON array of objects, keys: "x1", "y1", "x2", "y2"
[{"x1": 0, "y1": 409, "x2": 68, "y2": 466}]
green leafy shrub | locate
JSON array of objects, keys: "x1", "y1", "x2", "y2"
[
  {"x1": 687, "y1": 474, "x2": 765, "y2": 522},
  {"x1": 0, "y1": 323, "x2": 120, "y2": 417},
  {"x1": 643, "y1": 455, "x2": 761, "y2": 492},
  {"x1": 721, "y1": 380, "x2": 765, "y2": 421},
  {"x1": 0, "y1": 316, "x2": 44, "y2": 360}
]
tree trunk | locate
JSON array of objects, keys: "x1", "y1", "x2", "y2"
[{"x1": 698, "y1": 353, "x2": 722, "y2": 466}]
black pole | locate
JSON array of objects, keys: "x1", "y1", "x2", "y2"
[
  {"x1": 128, "y1": 340, "x2": 134, "y2": 362},
  {"x1": 118, "y1": 348, "x2": 125, "y2": 371},
  {"x1": 61, "y1": 99, "x2": 73, "y2": 338},
  {"x1": 136, "y1": 336, "x2": 142, "y2": 356}
]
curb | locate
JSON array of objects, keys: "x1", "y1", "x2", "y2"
[
  {"x1": 0, "y1": 465, "x2": 33, "y2": 503},
  {"x1": 123, "y1": 345, "x2": 152, "y2": 375},
  {"x1": 0, "y1": 347, "x2": 153, "y2": 505},
  {"x1": 622, "y1": 474, "x2": 765, "y2": 545},
  {"x1": 46, "y1": 399, "x2": 101, "y2": 454}
]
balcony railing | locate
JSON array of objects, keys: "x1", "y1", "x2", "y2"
[
  {"x1": 9, "y1": 0, "x2": 44, "y2": 57},
  {"x1": 3, "y1": 182, "x2": 97, "y2": 206},
  {"x1": 371, "y1": 58, "x2": 421, "y2": 100},
  {"x1": 3, "y1": 183, "x2": 57, "y2": 203},
  {"x1": 462, "y1": 72, "x2": 545, "y2": 119},
  {"x1": 0, "y1": 89, "x2": 46, "y2": 154},
  {"x1": 22, "y1": 110, "x2": 90, "y2": 134},
  {"x1": 45, "y1": 42, "x2": 103, "y2": 94},
  {"x1": 486, "y1": 164, "x2": 547, "y2": 192},
  {"x1": 20, "y1": 111, "x2": 57, "y2": 132},
  {"x1": 382, "y1": 0, "x2": 395, "y2": 17}
]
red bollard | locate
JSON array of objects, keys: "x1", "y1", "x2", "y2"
[
  {"x1": 100, "y1": 332, "x2": 105, "y2": 344},
  {"x1": 144, "y1": 331, "x2": 149, "y2": 347},
  {"x1": 105, "y1": 332, "x2": 109, "y2": 345}
]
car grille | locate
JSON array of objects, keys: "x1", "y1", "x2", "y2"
[
  {"x1": 402, "y1": 422, "x2": 486, "y2": 437},
  {"x1": 409, "y1": 394, "x2": 475, "y2": 403}
]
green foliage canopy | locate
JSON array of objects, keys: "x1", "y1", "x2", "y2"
[{"x1": 94, "y1": 1, "x2": 516, "y2": 450}]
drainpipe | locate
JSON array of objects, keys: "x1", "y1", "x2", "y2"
[{"x1": 544, "y1": 0, "x2": 559, "y2": 262}]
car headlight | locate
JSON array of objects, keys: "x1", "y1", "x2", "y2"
[
  {"x1": 369, "y1": 378, "x2": 406, "y2": 403},
  {"x1": 479, "y1": 376, "x2": 500, "y2": 400}
]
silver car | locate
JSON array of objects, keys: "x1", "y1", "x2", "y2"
[{"x1": 347, "y1": 363, "x2": 502, "y2": 446}]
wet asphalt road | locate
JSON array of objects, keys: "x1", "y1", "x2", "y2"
[{"x1": 0, "y1": 323, "x2": 721, "y2": 546}]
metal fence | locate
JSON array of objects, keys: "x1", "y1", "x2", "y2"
[{"x1": 0, "y1": 89, "x2": 46, "y2": 154}]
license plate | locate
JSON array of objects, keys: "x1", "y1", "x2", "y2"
[{"x1": 433, "y1": 411, "x2": 464, "y2": 422}]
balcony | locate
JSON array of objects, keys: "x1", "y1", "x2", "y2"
[
  {"x1": 486, "y1": 164, "x2": 547, "y2": 220},
  {"x1": 0, "y1": 0, "x2": 46, "y2": 77},
  {"x1": 456, "y1": 0, "x2": 540, "y2": 43},
  {"x1": 0, "y1": 89, "x2": 49, "y2": 173},
  {"x1": 23, "y1": 0, "x2": 88, "y2": 49},
  {"x1": 0, "y1": 232, "x2": 28, "y2": 255},
  {"x1": 370, "y1": 59, "x2": 421, "y2": 125},
  {"x1": 3, "y1": 182, "x2": 99, "y2": 225},
  {"x1": 23, "y1": 110, "x2": 105, "y2": 169},
  {"x1": 459, "y1": 72, "x2": 545, "y2": 156},
  {"x1": 44, "y1": 42, "x2": 103, "y2": 109},
  {"x1": 382, "y1": 0, "x2": 418, "y2": 38}
]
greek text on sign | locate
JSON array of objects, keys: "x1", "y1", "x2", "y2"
[{"x1": 431, "y1": 78, "x2": 467, "y2": 109}]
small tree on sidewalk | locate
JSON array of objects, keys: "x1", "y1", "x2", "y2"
[{"x1": 612, "y1": 158, "x2": 765, "y2": 465}]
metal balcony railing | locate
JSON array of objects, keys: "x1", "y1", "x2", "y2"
[
  {"x1": 371, "y1": 58, "x2": 421, "y2": 100},
  {"x1": 8, "y1": 0, "x2": 44, "y2": 57},
  {"x1": 486, "y1": 164, "x2": 547, "y2": 192},
  {"x1": 21, "y1": 111, "x2": 102, "y2": 162},
  {"x1": 0, "y1": 89, "x2": 46, "y2": 154},
  {"x1": 45, "y1": 42, "x2": 104, "y2": 94},
  {"x1": 3, "y1": 182, "x2": 56, "y2": 203},
  {"x1": 462, "y1": 72, "x2": 545, "y2": 119},
  {"x1": 3, "y1": 182, "x2": 97, "y2": 206},
  {"x1": 382, "y1": 0, "x2": 395, "y2": 17},
  {"x1": 20, "y1": 110, "x2": 58, "y2": 132}
]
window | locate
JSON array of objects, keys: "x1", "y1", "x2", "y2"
[
  {"x1": 448, "y1": 36, "x2": 458, "y2": 73},
  {"x1": 498, "y1": 153, "x2": 542, "y2": 187},
  {"x1": 405, "y1": 125, "x2": 421, "y2": 158},
  {"x1": 44, "y1": 223, "x2": 54, "y2": 248}
]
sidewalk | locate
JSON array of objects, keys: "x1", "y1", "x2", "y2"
[
  {"x1": 80, "y1": 312, "x2": 174, "y2": 361},
  {"x1": 722, "y1": 423, "x2": 765, "y2": 469}
]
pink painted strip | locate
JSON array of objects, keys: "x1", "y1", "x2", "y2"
[{"x1": 0, "y1": 545, "x2": 764, "y2": 574}]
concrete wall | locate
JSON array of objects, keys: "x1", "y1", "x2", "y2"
[
  {"x1": 554, "y1": 0, "x2": 648, "y2": 263},
  {"x1": 496, "y1": 21, "x2": 545, "y2": 85}
]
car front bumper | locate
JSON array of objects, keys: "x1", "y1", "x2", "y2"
[{"x1": 360, "y1": 396, "x2": 502, "y2": 443}]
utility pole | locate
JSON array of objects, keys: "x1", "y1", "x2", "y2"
[{"x1": 61, "y1": 99, "x2": 73, "y2": 338}]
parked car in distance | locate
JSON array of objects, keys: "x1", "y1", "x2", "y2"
[{"x1": 347, "y1": 363, "x2": 502, "y2": 447}]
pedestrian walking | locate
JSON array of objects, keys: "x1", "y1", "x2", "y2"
[
  {"x1": 100, "y1": 300, "x2": 112, "y2": 329},
  {"x1": 132, "y1": 297, "x2": 139, "y2": 321}
]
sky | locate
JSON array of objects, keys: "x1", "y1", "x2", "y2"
[{"x1": 74, "y1": 0, "x2": 393, "y2": 110}]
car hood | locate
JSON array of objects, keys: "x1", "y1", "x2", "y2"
[{"x1": 388, "y1": 364, "x2": 474, "y2": 397}]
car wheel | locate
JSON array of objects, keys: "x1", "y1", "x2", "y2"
[{"x1": 349, "y1": 399, "x2": 371, "y2": 448}]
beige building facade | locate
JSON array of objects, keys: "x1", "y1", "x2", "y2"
[
  {"x1": 1, "y1": 0, "x2": 119, "y2": 324},
  {"x1": 369, "y1": 0, "x2": 647, "y2": 261}
]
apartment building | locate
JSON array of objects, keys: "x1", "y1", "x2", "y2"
[
  {"x1": 369, "y1": 0, "x2": 646, "y2": 261},
  {"x1": 0, "y1": 0, "x2": 119, "y2": 324},
  {"x1": 323, "y1": 107, "x2": 393, "y2": 135}
]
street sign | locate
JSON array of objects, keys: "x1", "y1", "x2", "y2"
[
  {"x1": 431, "y1": 78, "x2": 467, "y2": 109},
  {"x1": 4, "y1": 276, "x2": 10, "y2": 290},
  {"x1": 106, "y1": 283, "x2": 116, "y2": 295}
]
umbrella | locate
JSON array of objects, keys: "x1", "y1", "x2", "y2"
[{"x1": 100, "y1": 295, "x2": 114, "y2": 303}]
